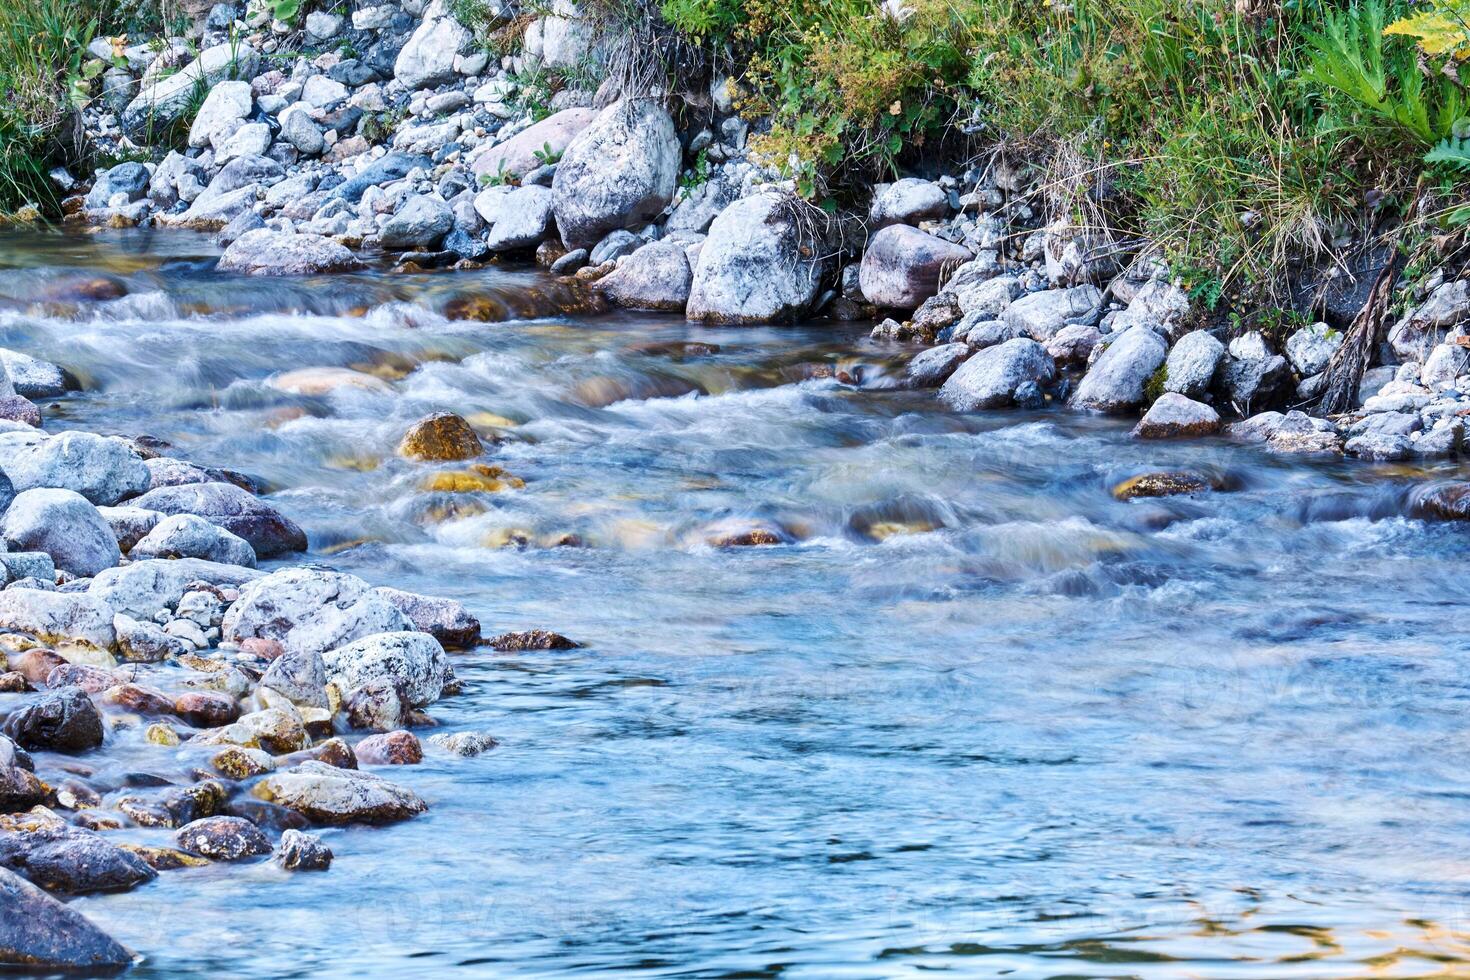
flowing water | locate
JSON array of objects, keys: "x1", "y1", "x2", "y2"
[{"x1": 4, "y1": 227, "x2": 1470, "y2": 978}]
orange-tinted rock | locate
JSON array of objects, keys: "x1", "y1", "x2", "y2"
[
  {"x1": 173, "y1": 692, "x2": 239, "y2": 728},
  {"x1": 397, "y1": 413, "x2": 484, "y2": 462},
  {"x1": 354, "y1": 730, "x2": 423, "y2": 765}
]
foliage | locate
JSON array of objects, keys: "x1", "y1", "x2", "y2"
[
  {"x1": 1385, "y1": 0, "x2": 1470, "y2": 59},
  {"x1": 0, "y1": 0, "x2": 98, "y2": 215}
]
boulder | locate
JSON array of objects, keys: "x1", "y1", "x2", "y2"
[
  {"x1": 130, "y1": 482, "x2": 307, "y2": 557},
  {"x1": 217, "y1": 230, "x2": 361, "y2": 276},
  {"x1": 1131, "y1": 393, "x2": 1221, "y2": 439},
  {"x1": 938, "y1": 338, "x2": 1055, "y2": 410},
  {"x1": 188, "y1": 79, "x2": 253, "y2": 150},
  {"x1": 394, "y1": 1, "x2": 473, "y2": 90},
  {"x1": 1070, "y1": 325, "x2": 1167, "y2": 413},
  {"x1": 259, "y1": 649, "x2": 328, "y2": 708},
  {"x1": 1284, "y1": 322, "x2": 1342, "y2": 377},
  {"x1": 0, "y1": 866, "x2": 132, "y2": 970},
  {"x1": 1044, "y1": 323, "x2": 1102, "y2": 367},
  {"x1": 0, "y1": 736, "x2": 42, "y2": 811},
  {"x1": 470, "y1": 107, "x2": 596, "y2": 182},
  {"x1": 374, "y1": 587, "x2": 480, "y2": 649},
  {"x1": 129, "y1": 514, "x2": 257, "y2": 567},
  {"x1": 0, "y1": 592, "x2": 115, "y2": 657},
  {"x1": 1388, "y1": 280, "x2": 1470, "y2": 360},
  {"x1": 596, "y1": 241, "x2": 692, "y2": 311},
  {"x1": 1, "y1": 688, "x2": 103, "y2": 752},
  {"x1": 686, "y1": 192, "x2": 822, "y2": 324},
  {"x1": 0, "y1": 489, "x2": 120, "y2": 577},
  {"x1": 858, "y1": 225, "x2": 973, "y2": 310},
  {"x1": 1344, "y1": 411, "x2": 1420, "y2": 461},
  {"x1": 868, "y1": 178, "x2": 948, "y2": 228},
  {"x1": 121, "y1": 43, "x2": 260, "y2": 142},
  {"x1": 322, "y1": 631, "x2": 451, "y2": 708},
  {"x1": 1000, "y1": 285, "x2": 1102, "y2": 342},
  {"x1": 480, "y1": 185, "x2": 554, "y2": 252},
  {"x1": 252, "y1": 760, "x2": 427, "y2": 824},
  {"x1": 354, "y1": 730, "x2": 423, "y2": 765},
  {"x1": 1218, "y1": 354, "x2": 1291, "y2": 410},
  {"x1": 274, "y1": 828, "x2": 332, "y2": 871},
  {"x1": 0, "y1": 431, "x2": 149, "y2": 505},
  {"x1": 1163, "y1": 330, "x2": 1225, "y2": 399},
  {"x1": 329, "y1": 152, "x2": 433, "y2": 204},
  {"x1": 175, "y1": 816, "x2": 271, "y2": 861},
  {"x1": 905, "y1": 343, "x2": 971, "y2": 388},
  {"x1": 380, "y1": 195, "x2": 453, "y2": 250},
  {"x1": 222, "y1": 568, "x2": 411, "y2": 656},
  {"x1": 550, "y1": 99, "x2": 680, "y2": 249},
  {"x1": 0, "y1": 350, "x2": 69, "y2": 400},
  {"x1": 89, "y1": 558, "x2": 259, "y2": 619}
]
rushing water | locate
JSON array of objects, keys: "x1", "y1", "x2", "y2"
[{"x1": 4, "y1": 227, "x2": 1470, "y2": 978}]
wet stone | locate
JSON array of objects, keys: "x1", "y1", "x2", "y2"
[
  {"x1": 175, "y1": 816, "x2": 272, "y2": 861},
  {"x1": 1112, "y1": 472, "x2": 1216, "y2": 500},
  {"x1": 487, "y1": 630, "x2": 580, "y2": 651},
  {"x1": 275, "y1": 828, "x2": 332, "y2": 871},
  {"x1": 397, "y1": 412, "x2": 485, "y2": 461},
  {"x1": 355, "y1": 730, "x2": 423, "y2": 766}
]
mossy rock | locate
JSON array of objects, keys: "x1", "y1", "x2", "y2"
[
  {"x1": 1112, "y1": 471, "x2": 1214, "y2": 500},
  {"x1": 420, "y1": 464, "x2": 524, "y2": 493},
  {"x1": 397, "y1": 413, "x2": 484, "y2": 462}
]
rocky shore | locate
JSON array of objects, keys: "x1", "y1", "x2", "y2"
[
  {"x1": 57, "y1": 0, "x2": 1470, "y2": 481},
  {"x1": 0, "y1": 379, "x2": 559, "y2": 968}
]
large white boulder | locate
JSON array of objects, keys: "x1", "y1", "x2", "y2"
[
  {"x1": 550, "y1": 99, "x2": 680, "y2": 249},
  {"x1": 686, "y1": 192, "x2": 822, "y2": 324}
]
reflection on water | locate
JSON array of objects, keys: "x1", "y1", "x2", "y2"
[{"x1": 5, "y1": 228, "x2": 1470, "y2": 977}]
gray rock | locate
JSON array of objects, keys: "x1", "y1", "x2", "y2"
[
  {"x1": 687, "y1": 192, "x2": 822, "y2": 324},
  {"x1": 470, "y1": 107, "x2": 596, "y2": 182},
  {"x1": 1344, "y1": 411, "x2": 1421, "y2": 461},
  {"x1": 939, "y1": 338, "x2": 1055, "y2": 410},
  {"x1": 1132, "y1": 393, "x2": 1221, "y2": 439},
  {"x1": 322, "y1": 631, "x2": 451, "y2": 708},
  {"x1": 1163, "y1": 330, "x2": 1226, "y2": 399},
  {"x1": 330, "y1": 152, "x2": 433, "y2": 204},
  {"x1": 260, "y1": 648, "x2": 328, "y2": 708},
  {"x1": 597, "y1": 241, "x2": 692, "y2": 311},
  {"x1": 0, "y1": 488, "x2": 119, "y2": 577},
  {"x1": 0, "y1": 430, "x2": 149, "y2": 506},
  {"x1": 121, "y1": 43, "x2": 260, "y2": 142},
  {"x1": 129, "y1": 514, "x2": 257, "y2": 567},
  {"x1": 1044, "y1": 323, "x2": 1102, "y2": 367},
  {"x1": 1042, "y1": 219, "x2": 1123, "y2": 287},
  {"x1": 667, "y1": 175, "x2": 737, "y2": 234},
  {"x1": 175, "y1": 816, "x2": 271, "y2": 861},
  {"x1": 551, "y1": 99, "x2": 680, "y2": 249},
  {"x1": 113, "y1": 614, "x2": 192, "y2": 663},
  {"x1": 959, "y1": 316, "x2": 1025, "y2": 349},
  {"x1": 427, "y1": 730, "x2": 498, "y2": 756},
  {"x1": 252, "y1": 760, "x2": 427, "y2": 824},
  {"x1": 217, "y1": 230, "x2": 360, "y2": 276},
  {"x1": 1388, "y1": 280, "x2": 1470, "y2": 361},
  {"x1": 130, "y1": 482, "x2": 307, "y2": 557},
  {"x1": 0, "y1": 736, "x2": 42, "y2": 811},
  {"x1": 373, "y1": 587, "x2": 480, "y2": 649},
  {"x1": 380, "y1": 195, "x2": 454, "y2": 249},
  {"x1": 868, "y1": 177, "x2": 948, "y2": 228},
  {"x1": 188, "y1": 79, "x2": 253, "y2": 150},
  {"x1": 1219, "y1": 354, "x2": 1291, "y2": 411},
  {"x1": 1, "y1": 687, "x2": 104, "y2": 752},
  {"x1": 906, "y1": 343, "x2": 971, "y2": 387},
  {"x1": 222, "y1": 568, "x2": 411, "y2": 656},
  {"x1": 1001, "y1": 285, "x2": 1102, "y2": 342},
  {"x1": 1071, "y1": 325, "x2": 1167, "y2": 413},
  {"x1": 1109, "y1": 279, "x2": 1190, "y2": 341},
  {"x1": 0, "y1": 591, "x2": 115, "y2": 656},
  {"x1": 1285, "y1": 322, "x2": 1342, "y2": 377},
  {"x1": 479, "y1": 185, "x2": 554, "y2": 251},
  {"x1": 0, "y1": 866, "x2": 132, "y2": 970},
  {"x1": 0, "y1": 350, "x2": 68, "y2": 399},
  {"x1": 859, "y1": 225, "x2": 973, "y2": 310},
  {"x1": 394, "y1": 2, "x2": 473, "y2": 90},
  {"x1": 279, "y1": 107, "x2": 325, "y2": 157},
  {"x1": 275, "y1": 828, "x2": 332, "y2": 871},
  {"x1": 89, "y1": 558, "x2": 259, "y2": 619},
  {"x1": 344, "y1": 678, "x2": 405, "y2": 731},
  {"x1": 0, "y1": 821, "x2": 153, "y2": 893}
]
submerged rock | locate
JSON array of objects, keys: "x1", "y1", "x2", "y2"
[
  {"x1": 1112, "y1": 472, "x2": 1214, "y2": 500},
  {"x1": 355, "y1": 730, "x2": 423, "y2": 765},
  {"x1": 0, "y1": 867, "x2": 132, "y2": 971},
  {"x1": 252, "y1": 760, "x2": 427, "y2": 824},
  {"x1": 175, "y1": 816, "x2": 272, "y2": 862},
  {"x1": 487, "y1": 630, "x2": 579, "y2": 651},
  {"x1": 0, "y1": 820, "x2": 155, "y2": 893},
  {"x1": 397, "y1": 413, "x2": 484, "y2": 462},
  {"x1": 275, "y1": 828, "x2": 332, "y2": 871}
]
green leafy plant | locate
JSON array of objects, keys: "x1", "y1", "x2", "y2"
[
  {"x1": 480, "y1": 162, "x2": 515, "y2": 186},
  {"x1": 532, "y1": 141, "x2": 562, "y2": 166}
]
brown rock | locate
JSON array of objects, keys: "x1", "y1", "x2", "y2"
[
  {"x1": 397, "y1": 413, "x2": 484, "y2": 462},
  {"x1": 354, "y1": 730, "x2": 423, "y2": 765},
  {"x1": 100, "y1": 684, "x2": 174, "y2": 716},
  {"x1": 1112, "y1": 472, "x2": 1215, "y2": 500},
  {"x1": 487, "y1": 630, "x2": 580, "y2": 652},
  {"x1": 173, "y1": 692, "x2": 239, "y2": 728},
  {"x1": 12, "y1": 651, "x2": 66, "y2": 688},
  {"x1": 1413, "y1": 482, "x2": 1470, "y2": 520}
]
